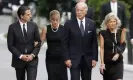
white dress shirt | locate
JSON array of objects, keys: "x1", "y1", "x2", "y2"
[
  {"x1": 77, "y1": 17, "x2": 85, "y2": 30},
  {"x1": 19, "y1": 20, "x2": 27, "y2": 33},
  {"x1": 110, "y1": 1, "x2": 118, "y2": 16}
]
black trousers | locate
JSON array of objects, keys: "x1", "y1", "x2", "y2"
[
  {"x1": 70, "y1": 56, "x2": 92, "y2": 80},
  {"x1": 46, "y1": 60, "x2": 68, "y2": 80},
  {"x1": 15, "y1": 60, "x2": 38, "y2": 80}
]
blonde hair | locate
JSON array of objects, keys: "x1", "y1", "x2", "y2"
[
  {"x1": 49, "y1": 10, "x2": 60, "y2": 20},
  {"x1": 100, "y1": 12, "x2": 121, "y2": 30}
]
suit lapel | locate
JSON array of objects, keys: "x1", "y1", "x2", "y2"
[
  {"x1": 85, "y1": 18, "x2": 89, "y2": 33},
  {"x1": 16, "y1": 21, "x2": 26, "y2": 43},
  {"x1": 84, "y1": 18, "x2": 91, "y2": 36},
  {"x1": 117, "y1": 3, "x2": 121, "y2": 17},
  {"x1": 74, "y1": 19, "x2": 82, "y2": 36},
  {"x1": 108, "y1": 2, "x2": 112, "y2": 12},
  {"x1": 27, "y1": 22, "x2": 30, "y2": 38}
]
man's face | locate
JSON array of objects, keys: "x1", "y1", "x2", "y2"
[
  {"x1": 21, "y1": 10, "x2": 32, "y2": 22},
  {"x1": 76, "y1": 5, "x2": 87, "y2": 20}
]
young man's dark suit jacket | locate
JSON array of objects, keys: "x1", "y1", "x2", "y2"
[
  {"x1": 7, "y1": 21, "x2": 41, "y2": 68},
  {"x1": 130, "y1": 10, "x2": 133, "y2": 39},
  {"x1": 71, "y1": 7, "x2": 94, "y2": 20},
  {"x1": 63, "y1": 18, "x2": 98, "y2": 69},
  {"x1": 100, "y1": 2, "x2": 127, "y2": 28}
]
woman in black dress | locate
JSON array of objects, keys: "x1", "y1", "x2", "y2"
[
  {"x1": 41, "y1": 10, "x2": 68, "y2": 80},
  {"x1": 99, "y1": 12, "x2": 126, "y2": 80}
]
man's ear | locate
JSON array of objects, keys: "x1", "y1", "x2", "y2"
[{"x1": 20, "y1": 15, "x2": 23, "y2": 19}]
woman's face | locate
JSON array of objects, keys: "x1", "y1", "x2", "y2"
[
  {"x1": 50, "y1": 14, "x2": 60, "y2": 27},
  {"x1": 107, "y1": 17, "x2": 117, "y2": 30}
]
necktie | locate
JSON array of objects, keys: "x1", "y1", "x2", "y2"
[
  {"x1": 23, "y1": 24, "x2": 27, "y2": 39},
  {"x1": 23, "y1": 24, "x2": 27, "y2": 53},
  {"x1": 80, "y1": 21, "x2": 84, "y2": 36}
]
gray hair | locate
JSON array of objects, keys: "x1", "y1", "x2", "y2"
[
  {"x1": 49, "y1": 10, "x2": 60, "y2": 19},
  {"x1": 75, "y1": 2, "x2": 88, "y2": 11},
  {"x1": 100, "y1": 12, "x2": 121, "y2": 30}
]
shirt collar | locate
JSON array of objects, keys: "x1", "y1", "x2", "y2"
[
  {"x1": 19, "y1": 20, "x2": 27, "y2": 27},
  {"x1": 77, "y1": 17, "x2": 85, "y2": 23}
]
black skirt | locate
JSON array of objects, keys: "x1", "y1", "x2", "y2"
[{"x1": 103, "y1": 62, "x2": 123, "y2": 80}]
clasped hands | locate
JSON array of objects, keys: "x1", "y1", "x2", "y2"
[
  {"x1": 65, "y1": 59, "x2": 97, "y2": 68},
  {"x1": 21, "y1": 54, "x2": 34, "y2": 62}
]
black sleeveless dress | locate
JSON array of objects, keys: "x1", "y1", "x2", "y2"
[
  {"x1": 99, "y1": 29, "x2": 124, "y2": 80},
  {"x1": 45, "y1": 25, "x2": 67, "y2": 80},
  {"x1": 46, "y1": 25, "x2": 64, "y2": 62}
]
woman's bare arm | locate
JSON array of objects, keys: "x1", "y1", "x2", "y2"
[
  {"x1": 99, "y1": 34, "x2": 104, "y2": 64},
  {"x1": 40, "y1": 27, "x2": 47, "y2": 46}
]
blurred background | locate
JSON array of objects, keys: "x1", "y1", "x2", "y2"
[{"x1": 0, "y1": 0, "x2": 133, "y2": 80}]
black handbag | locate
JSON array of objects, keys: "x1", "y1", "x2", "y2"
[{"x1": 115, "y1": 43, "x2": 126, "y2": 54}]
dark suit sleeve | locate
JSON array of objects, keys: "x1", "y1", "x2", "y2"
[
  {"x1": 71, "y1": 8, "x2": 76, "y2": 20},
  {"x1": 87, "y1": 7, "x2": 95, "y2": 20},
  {"x1": 130, "y1": 11, "x2": 133, "y2": 39},
  {"x1": 32, "y1": 23, "x2": 41, "y2": 56},
  {"x1": 100, "y1": 4, "x2": 105, "y2": 23},
  {"x1": 7, "y1": 25, "x2": 22, "y2": 57},
  {"x1": 121, "y1": 4, "x2": 127, "y2": 28},
  {"x1": 92, "y1": 22, "x2": 98, "y2": 61},
  {"x1": 62, "y1": 21, "x2": 70, "y2": 61},
  {"x1": 90, "y1": 7, "x2": 95, "y2": 20}
]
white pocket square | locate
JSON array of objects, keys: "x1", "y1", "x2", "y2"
[{"x1": 88, "y1": 31, "x2": 92, "y2": 33}]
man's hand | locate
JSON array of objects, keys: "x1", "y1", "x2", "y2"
[
  {"x1": 21, "y1": 55, "x2": 29, "y2": 61},
  {"x1": 26, "y1": 55, "x2": 34, "y2": 62},
  {"x1": 92, "y1": 60, "x2": 97, "y2": 68},
  {"x1": 112, "y1": 53, "x2": 119, "y2": 61},
  {"x1": 65, "y1": 60, "x2": 72, "y2": 68}
]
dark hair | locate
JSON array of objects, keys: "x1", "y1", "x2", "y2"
[{"x1": 17, "y1": 6, "x2": 30, "y2": 19}]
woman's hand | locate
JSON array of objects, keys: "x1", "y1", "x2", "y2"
[
  {"x1": 100, "y1": 64, "x2": 105, "y2": 74},
  {"x1": 112, "y1": 53, "x2": 119, "y2": 61}
]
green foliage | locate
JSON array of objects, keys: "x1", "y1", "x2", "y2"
[
  {"x1": 37, "y1": 0, "x2": 132, "y2": 24},
  {"x1": 87, "y1": 0, "x2": 132, "y2": 28},
  {"x1": 38, "y1": 0, "x2": 47, "y2": 16}
]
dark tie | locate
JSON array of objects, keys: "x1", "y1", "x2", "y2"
[
  {"x1": 23, "y1": 24, "x2": 27, "y2": 39},
  {"x1": 80, "y1": 21, "x2": 84, "y2": 36},
  {"x1": 23, "y1": 24, "x2": 27, "y2": 53}
]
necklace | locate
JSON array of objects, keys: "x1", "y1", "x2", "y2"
[{"x1": 51, "y1": 26, "x2": 59, "y2": 32}]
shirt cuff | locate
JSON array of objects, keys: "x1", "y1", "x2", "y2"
[
  {"x1": 19, "y1": 54, "x2": 23, "y2": 59},
  {"x1": 31, "y1": 54, "x2": 35, "y2": 58}
]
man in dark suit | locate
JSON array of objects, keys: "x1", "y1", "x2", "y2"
[
  {"x1": 71, "y1": 0, "x2": 94, "y2": 20},
  {"x1": 63, "y1": 2, "x2": 98, "y2": 80},
  {"x1": 100, "y1": 0, "x2": 127, "y2": 43},
  {"x1": 130, "y1": 11, "x2": 133, "y2": 44},
  {"x1": 7, "y1": 6, "x2": 41, "y2": 80}
]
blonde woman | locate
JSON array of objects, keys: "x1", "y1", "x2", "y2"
[
  {"x1": 41, "y1": 10, "x2": 68, "y2": 80},
  {"x1": 99, "y1": 12, "x2": 126, "y2": 80}
]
